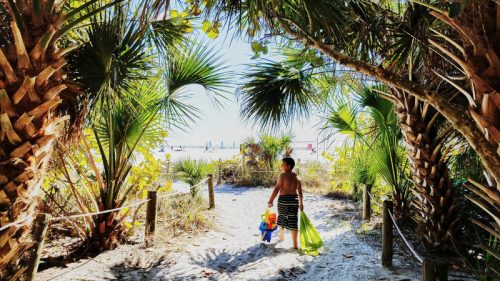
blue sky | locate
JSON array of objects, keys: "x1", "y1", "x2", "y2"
[{"x1": 167, "y1": 31, "x2": 323, "y2": 147}]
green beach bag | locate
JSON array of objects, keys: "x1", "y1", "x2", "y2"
[{"x1": 299, "y1": 211, "x2": 323, "y2": 256}]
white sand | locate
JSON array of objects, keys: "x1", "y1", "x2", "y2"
[{"x1": 38, "y1": 185, "x2": 438, "y2": 281}]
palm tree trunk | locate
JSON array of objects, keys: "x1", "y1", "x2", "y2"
[
  {"x1": 0, "y1": 3, "x2": 74, "y2": 279},
  {"x1": 91, "y1": 210, "x2": 128, "y2": 251},
  {"x1": 393, "y1": 90, "x2": 459, "y2": 251}
]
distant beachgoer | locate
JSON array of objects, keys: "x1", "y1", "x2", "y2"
[{"x1": 267, "y1": 157, "x2": 303, "y2": 250}]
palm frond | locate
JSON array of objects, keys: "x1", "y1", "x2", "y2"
[
  {"x1": 357, "y1": 85, "x2": 400, "y2": 142},
  {"x1": 237, "y1": 59, "x2": 320, "y2": 130},
  {"x1": 167, "y1": 42, "x2": 231, "y2": 106},
  {"x1": 157, "y1": 85, "x2": 202, "y2": 132},
  {"x1": 148, "y1": 17, "x2": 191, "y2": 59},
  {"x1": 320, "y1": 92, "x2": 365, "y2": 150},
  {"x1": 93, "y1": 86, "x2": 162, "y2": 159},
  {"x1": 68, "y1": 5, "x2": 152, "y2": 108},
  {"x1": 173, "y1": 158, "x2": 209, "y2": 195}
]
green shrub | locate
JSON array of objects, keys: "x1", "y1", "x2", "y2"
[
  {"x1": 297, "y1": 161, "x2": 330, "y2": 189},
  {"x1": 174, "y1": 158, "x2": 209, "y2": 196}
]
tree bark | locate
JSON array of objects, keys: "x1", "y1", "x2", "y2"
[
  {"x1": 394, "y1": 91, "x2": 458, "y2": 251},
  {"x1": 0, "y1": 4, "x2": 74, "y2": 279}
]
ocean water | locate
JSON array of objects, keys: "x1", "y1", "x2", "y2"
[{"x1": 152, "y1": 147, "x2": 326, "y2": 163}]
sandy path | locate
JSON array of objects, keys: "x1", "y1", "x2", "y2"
[
  {"x1": 38, "y1": 184, "x2": 426, "y2": 281},
  {"x1": 150, "y1": 185, "x2": 420, "y2": 281}
]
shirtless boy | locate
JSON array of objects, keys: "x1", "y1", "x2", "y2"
[{"x1": 267, "y1": 157, "x2": 303, "y2": 250}]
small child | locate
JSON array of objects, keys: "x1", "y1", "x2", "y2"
[{"x1": 267, "y1": 157, "x2": 303, "y2": 250}]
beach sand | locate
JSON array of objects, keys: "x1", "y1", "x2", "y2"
[{"x1": 37, "y1": 184, "x2": 440, "y2": 281}]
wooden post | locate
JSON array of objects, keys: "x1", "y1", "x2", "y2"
[
  {"x1": 363, "y1": 184, "x2": 371, "y2": 221},
  {"x1": 217, "y1": 159, "x2": 222, "y2": 185},
  {"x1": 145, "y1": 190, "x2": 157, "y2": 246},
  {"x1": 297, "y1": 158, "x2": 301, "y2": 176},
  {"x1": 381, "y1": 200, "x2": 393, "y2": 267},
  {"x1": 166, "y1": 159, "x2": 171, "y2": 181},
  {"x1": 208, "y1": 174, "x2": 215, "y2": 209},
  {"x1": 27, "y1": 213, "x2": 50, "y2": 281},
  {"x1": 422, "y1": 257, "x2": 448, "y2": 281}
]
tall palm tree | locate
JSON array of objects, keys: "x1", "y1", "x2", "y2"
[
  {"x1": 205, "y1": 0, "x2": 500, "y2": 186},
  {"x1": 383, "y1": 3, "x2": 461, "y2": 252},
  {"x1": 0, "y1": 0, "x2": 125, "y2": 278}
]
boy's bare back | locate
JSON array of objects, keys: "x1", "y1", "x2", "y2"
[
  {"x1": 267, "y1": 158, "x2": 304, "y2": 249},
  {"x1": 278, "y1": 172, "x2": 301, "y2": 196}
]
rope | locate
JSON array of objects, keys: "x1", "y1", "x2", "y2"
[
  {"x1": 0, "y1": 213, "x2": 35, "y2": 231},
  {"x1": 387, "y1": 209, "x2": 423, "y2": 263},
  {"x1": 49, "y1": 199, "x2": 151, "y2": 222},
  {"x1": 218, "y1": 168, "x2": 278, "y2": 174},
  {"x1": 366, "y1": 191, "x2": 422, "y2": 263},
  {"x1": 157, "y1": 177, "x2": 210, "y2": 200},
  {"x1": 2, "y1": 177, "x2": 211, "y2": 226},
  {"x1": 367, "y1": 192, "x2": 383, "y2": 208},
  {"x1": 157, "y1": 191, "x2": 183, "y2": 200}
]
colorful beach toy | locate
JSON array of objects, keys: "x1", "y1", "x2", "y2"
[{"x1": 259, "y1": 209, "x2": 278, "y2": 242}]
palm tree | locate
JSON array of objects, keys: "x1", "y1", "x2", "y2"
[
  {"x1": 70, "y1": 28, "x2": 228, "y2": 251},
  {"x1": 59, "y1": 35, "x2": 230, "y2": 249},
  {"x1": 390, "y1": 88, "x2": 459, "y2": 252},
  {"x1": 0, "y1": 0, "x2": 127, "y2": 277},
  {"x1": 83, "y1": 87, "x2": 163, "y2": 250},
  {"x1": 0, "y1": 0, "x2": 225, "y2": 271}
]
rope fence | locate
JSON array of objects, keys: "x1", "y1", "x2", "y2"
[
  {"x1": 0, "y1": 175, "x2": 215, "y2": 281},
  {"x1": 366, "y1": 190, "x2": 423, "y2": 264},
  {"x1": 0, "y1": 213, "x2": 36, "y2": 232},
  {"x1": 49, "y1": 198, "x2": 151, "y2": 222},
  {"x1": 367, "y1": 191, "x2": 382, "y2": 208},
  {"x1": 387, "y1": 208, "x2": 423, "y2": 263},
  {"x1": 1, "y1": 176, "x2": 212, "y2": 229}
]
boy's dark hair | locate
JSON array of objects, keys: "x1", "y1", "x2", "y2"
[{"x1": 282, "y1": 157, "x2": 295, "y2": 169}]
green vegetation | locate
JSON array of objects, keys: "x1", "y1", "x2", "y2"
[
  {"x1": 206, "y1": 0, "x2": 499, "y2": 277},
  {"x1": 1, "y1": 0, "x2": 499, "y2": 279},
  {"x1": 25, "y1": 0, "x2": 229, "y2": 258},
  {"x1": 173, "y1": 158, "x2": 210, "y2": 196}
]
